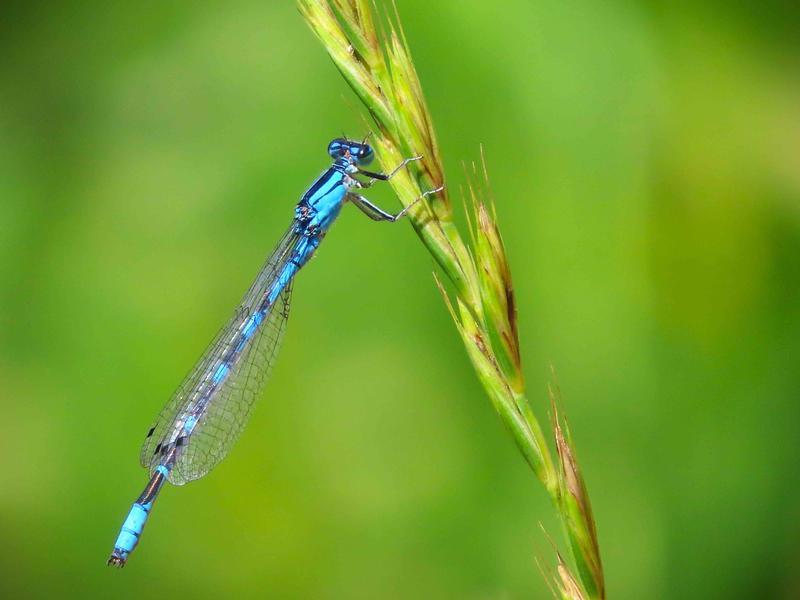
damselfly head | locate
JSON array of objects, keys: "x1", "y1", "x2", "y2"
[{"x1": 328, "y1": 138, "x2": 374, "y2": 166}]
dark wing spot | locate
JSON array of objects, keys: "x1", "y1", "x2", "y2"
[{"x1": 146, "y1": 426, "x2": 156, "y2": 438}]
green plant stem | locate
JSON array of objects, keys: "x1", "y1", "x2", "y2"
[{"x1": 297, "y1": 2, "x2": 604, "y2": 598}]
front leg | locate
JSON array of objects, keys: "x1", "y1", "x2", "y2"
[
  {"x1": 349, "y1": 186, "x2": 444, "y2": 222},
  {"x1": 356, "y1": 156, "x2": 422, "y2": 188}
]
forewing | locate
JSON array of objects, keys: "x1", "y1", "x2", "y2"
[
  {"x1": 139, "y1": 226, "x2": 299, "y2": 480},
  {"x1": 170, "y1": 282, "x2": 292, "y2": 484}
]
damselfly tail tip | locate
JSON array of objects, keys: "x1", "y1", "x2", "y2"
[{"x1": 107, "y1": 552, "x2": 127, "y2": 568}]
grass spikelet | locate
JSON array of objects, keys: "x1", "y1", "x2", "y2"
[{"x1": 551, "y1": 381, "x2": 605, "y2": 599}]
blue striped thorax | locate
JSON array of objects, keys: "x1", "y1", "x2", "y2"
[{"x1": 294, "y1": 138, "x2": 376, "y2": 237}]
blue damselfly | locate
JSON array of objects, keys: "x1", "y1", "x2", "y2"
[{"x1": 107, "y1": 138, "x2": 441, "y2": 567}]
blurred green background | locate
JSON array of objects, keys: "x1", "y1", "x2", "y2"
[{"x1": 1, "y1": 0, "x2": 798, "y2": 597}]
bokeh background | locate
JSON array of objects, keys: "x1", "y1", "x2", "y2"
[{"x1": 1, "y1": 0, "x2": 798, "y2": 597}]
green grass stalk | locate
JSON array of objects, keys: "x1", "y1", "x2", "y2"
[{"x1": 297, "y1": 2, "x2": 605, "y2": 597}]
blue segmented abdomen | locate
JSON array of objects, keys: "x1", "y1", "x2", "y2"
[{"x1": 108, "y1": 465, "x2": 168, "y2": 565}]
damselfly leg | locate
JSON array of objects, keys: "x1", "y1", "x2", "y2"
[
  {"x1": 355, "y1": 156, "x2": 422, "y2": 188},
  {"x1": 349, "y1": 185, "x2": 444, "y2": 222}
]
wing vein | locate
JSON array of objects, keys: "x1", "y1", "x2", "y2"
[{"x1": 139, "y1": 224, "x2": 300, "y2": 484}]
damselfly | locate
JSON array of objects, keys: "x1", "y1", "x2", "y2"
[{"x1": 107, "y1": 137, "x2": 441, "y2": 567}]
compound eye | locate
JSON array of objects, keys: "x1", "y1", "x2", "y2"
[
  {"x1": 358, "y1": 145, "x2": 375, "y2": 165},
  {"x1": 327, "y1": 138, "x2": 346, "y2": 158}
]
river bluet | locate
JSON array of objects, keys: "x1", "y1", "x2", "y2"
[{"x1": 107, "y1": 137, "x2": 441, "y2": 567}]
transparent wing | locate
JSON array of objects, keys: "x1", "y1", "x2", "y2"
[
  {"x1": 170, "y1": 282, "x2": 292, "y2": 484},
  {"x1": 140, "y1": 225, "x2": 299, "y2": 483}
]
